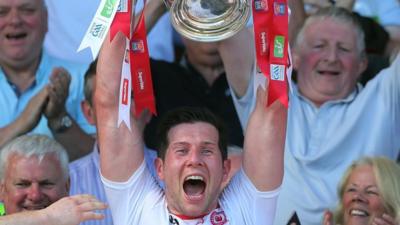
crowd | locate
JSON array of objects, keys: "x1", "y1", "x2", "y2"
[{"x1": 0, "y1": 0, "x2": 399, "y2": 224}]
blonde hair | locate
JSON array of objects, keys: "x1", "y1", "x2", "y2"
[{"x1": 333, "y1": 157, "x2": 400, "y2": 224}]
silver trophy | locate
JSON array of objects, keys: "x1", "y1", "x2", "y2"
[{"x1": 163, "y1": 0, "x2": 250, "y2": 42}]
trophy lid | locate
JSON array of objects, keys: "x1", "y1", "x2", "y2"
[{"x1": 168, "y1": 0, "x2": 250, "y2": 42}]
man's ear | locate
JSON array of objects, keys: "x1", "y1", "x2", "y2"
[
  {"x1": 292, "y1": 48, "x2": 301, "y2": 70},
  {"x1": 81, "y1": 100, "x2": 95, "y2": 125},
  {"x1": 222, "y1": 159, "x2": 231, "y2": 183},
  {"x1": 356, "y1": 54, "x2": 368, "y2": 79},
  {"x1": 220, "y1": 159, "x2": 232, "y2": 191},
  {"x1": 155, "y1": 158, "x2": 165, "y2": 181}
]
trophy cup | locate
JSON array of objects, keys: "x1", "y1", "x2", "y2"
[{"x1": 163, "y1": 0, "x2": 250, "y2": 42}]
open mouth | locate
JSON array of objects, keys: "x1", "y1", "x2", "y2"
[
  {"x1": 317, "y1": 70, "x2": 340, "y2": 76},
  {"x1": 183, "y1": 175, "x2": 206, "y2": 200},
  {"x1": 350, "y1": 209, "x2": 369, "y2": 217},
  {"x1": 6, "y1": 32, "x2": 27, "y2": 40}
]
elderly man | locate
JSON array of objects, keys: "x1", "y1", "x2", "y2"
[
  {"x1": 0, "y1": 134, "x2": 106, "y2": 224},
  {"x1": 0, "y1": 134, "x2": 70, "y2": 213},
  {"x1": 94, "y1": 27, "x2": 287, "y2": 224},
  {"x1": 0, "y1": 0, "x2": 94, "y2": 160},
  {"x1": 234, "y1": 7, "x2": 400, "y2": 225}
]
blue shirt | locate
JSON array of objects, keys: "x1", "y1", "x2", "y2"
[
  {"x1": 233, "y1": 54, "x2": 400, "y2": 225},
  {"x1": 0, "y1": 50, "x2": 95, "y2": 136},
  {"x1": 69, "y1": 143, "x2": 159, "y2": 225}
]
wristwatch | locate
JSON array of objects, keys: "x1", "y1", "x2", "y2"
[{"x1": 50, "y1": 114, "x2": 73, "y2": 133}]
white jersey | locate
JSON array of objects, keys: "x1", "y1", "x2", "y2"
[{"x1": 102, "y1": 161, "x2": 280, "y2": 225}]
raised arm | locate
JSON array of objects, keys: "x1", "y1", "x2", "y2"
[
  {"x1": 142, "y1": 0, "x2": 167, "y2": 32},
  {"x1": 242, "y1": 83, "x2": 287, "y2": 191},
  {"x1": 97, "y1": 0, "x2": 172, "y2": 181},
  {"x1": 95, "y1": 31, "x2": 145, "y2": 182},
  {"x1": 218, "y1": 26, "x2": 254, "y2": 98},
  {"x1": 45, "y1": 68, "x2": 94, "y2": 160},
  {"x1": 219, "y1": 0, "x2": 303, "y2": 98},
  {"x1": 288, "y1": 0, "x2": 306, "y2": 47}
]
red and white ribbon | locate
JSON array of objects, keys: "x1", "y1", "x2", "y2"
[
  {"x1": 117, "y1": 39, "x2": 133, "y2": 130},
  {"x1": 129, "y1": 5, "x2": 156, "y2": 117},
  {"x1": 252, "y1": 0, "x2": 289, "y2": 107}
]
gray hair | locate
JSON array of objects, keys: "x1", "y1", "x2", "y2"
[
  {"x1": 295, "y1": 7, "x2": 366, "y2": 57},
  {"x1": 0, "y1": 134, "x2": 69, "y2": 181}
]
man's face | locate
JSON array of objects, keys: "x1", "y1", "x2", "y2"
[
  {"x1": 0, "y1": 154, "x2": 69, "y2": 214},
  {"x1": 342, "y1": 165, "x2": 387, "y2": 225},
  {"x1": 156, "y1": 122, "x2": 230, "y2": 217},
  {"x1": 294, "y1": 18, "x2": 367, "y2": 106},
  {"x1": 182, "y1": 37, "x2": 223, "y2": 69},
  {"x1": 0, "y1": 0, "x2": 47, "y2": 64}
]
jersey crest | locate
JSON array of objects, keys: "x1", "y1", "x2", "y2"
[{"x1": 210, "y1": 209, "x2": 227, "y2": 225}]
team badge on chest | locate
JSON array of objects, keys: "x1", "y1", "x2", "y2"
[{"x1": 210, "y1": 209, "x2": 227, "y2": 225}]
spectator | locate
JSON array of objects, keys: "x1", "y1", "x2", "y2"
[
  {"x1": 303, "y1": 0, "x2": 400, "y2": 59},
  {"x1": 233, "y1": 7, "x2": 400, "y2": 225},
  {"x1": 0, "y1": 194, "x2": 107, "y2": 225},
  {"x1": 300, "y1": 0, "x2": 394, "y2": 85},
  {"x1": 323, "y1": 157, "x2": 400, "y2": 225},
  {"x1": 0, "y1": 134, "x2": 69, "y2": 214},
  {"x1": 0, "y1": 0, "x2": 95, "y2": 160},
  {"x1": 94, "y1": 29, "x2": 287, "y2": 224}
]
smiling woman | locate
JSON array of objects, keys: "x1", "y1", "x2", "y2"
[{"x1": 325, "y1": 157, "x2": 400, "y2": 225}]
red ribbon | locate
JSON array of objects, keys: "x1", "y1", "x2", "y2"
[
  {"x1": 129, "y1": 4, "x2": 157, "y2": 117},
  {"x1": 110, "y1": 0, "x2": 132, "y2": 40},
  {"x1": 252, "y1": 0, "x2": 289, "y2": 107}
]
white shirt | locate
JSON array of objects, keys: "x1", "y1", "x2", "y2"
[{"x1": 102, "y1": 161, "x2": 280, "y2": 225}]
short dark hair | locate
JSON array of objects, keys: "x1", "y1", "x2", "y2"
[
  {"x1": 156, "y1": 107, "x2": 228, "y2": 160},
  {"x1": 83, "y1": 58, "x2": 98, "y2": 105}
]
